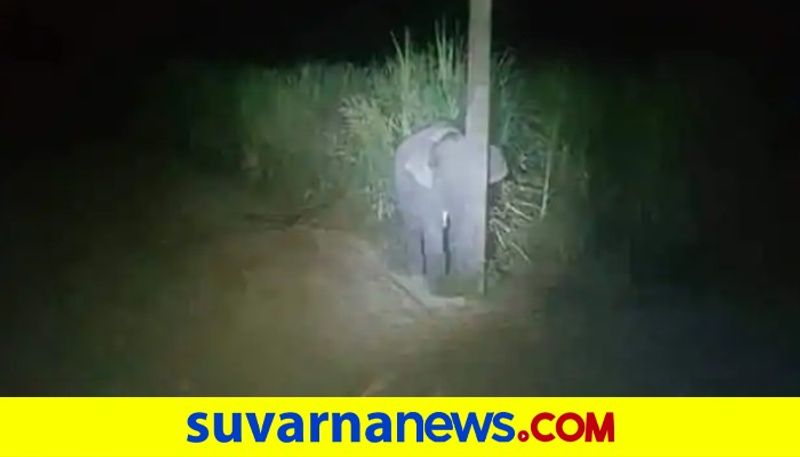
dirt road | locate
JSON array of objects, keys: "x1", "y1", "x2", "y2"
[{"x1": 2, "y1": 151, "x2": 798, "y2": 396}]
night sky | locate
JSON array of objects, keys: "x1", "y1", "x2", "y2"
[
  {"x1": 2, "y1": 1, "x2": 799, "y2": 286},
  {"x1": 5, "y1": 1, "x2": 798, "y2": 127},
  {"x1": 5, "y1": 1, "x2": 795, "y2": 164},
  {"x1": 2, "y1": 1, "x2": 800, "y2": 397},
  {"x1": 3, "y1": 1, "x2": 797, "y2": 184},
  {"x1": 4, "y1": 1, "x2": 796, "y2": 63}
]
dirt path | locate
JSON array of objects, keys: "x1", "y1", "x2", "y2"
[
  {"x1": 1, "y1": 159, "x2": 545, "y2": 395},
  {"x1": 2, "y1": 153, "x2": 798, "y2": 396},
  {"x1": 136, "y1": 172, "x2": 547, "y2": 396}
]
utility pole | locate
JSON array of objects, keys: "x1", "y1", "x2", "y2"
[{"x1": 464, "y1": 0, "x2": 492, "y2": 294}]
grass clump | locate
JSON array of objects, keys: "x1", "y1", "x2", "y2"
[
  {"x1": 155, "y1": 23, "x2": 589, "y2": 286},
  {"x1": 337, "y1": 26, "x2": 467, "y2": 220},
  {"x1": 337, "y1": 27, "x2": 584, "y2": 284},
  {"x1": 235, "y1": 63, "x2": 366, "y2": 208}
]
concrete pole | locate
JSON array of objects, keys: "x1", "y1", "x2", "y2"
[{"x1": 465, "y1": 0, "x2": 492, "y2": 294}]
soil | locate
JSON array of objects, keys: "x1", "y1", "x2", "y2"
[{"x1": 2, "y1": 151, "x2": 798, "y2": 396}]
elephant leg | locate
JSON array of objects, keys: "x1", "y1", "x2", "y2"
[
  {"x1": 455, "y1": 224, "x2": 482, "y2": 276},
  {"x1": 404, "y1": 226, "x2": 424, "y2": 277},
  {"x1": 422, "y1": 220, "x2": 446, "y2": 290},
  {"x1": 442, "y1": 207, "x2": 463, "y2": 275},
  {"x1": 437, "y1": 210, "x2": 481, "y2": 296}
]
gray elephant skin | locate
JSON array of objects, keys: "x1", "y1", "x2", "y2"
[{"x1": 392, "y1": 120, "x2": 509, "y2": 295}]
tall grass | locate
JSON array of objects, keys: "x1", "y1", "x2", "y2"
[
  {"x1": 154, "y1": 25, "x2": 588, "y2": 284},
  {"x1": 337, "y1": 26, "x2": 467, "y2": 220},
  {"x1": 235, "y1": 63, "x2": 365, "y2": 205},
  {"x1": 336, "y1": 27, "x2": 588, "y2": 283}
]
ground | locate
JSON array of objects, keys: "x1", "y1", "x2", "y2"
[{"x1": 2, "y1": 148, "x2": 798, "y2": 396}]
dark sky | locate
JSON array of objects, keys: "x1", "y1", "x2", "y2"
[
  {"x1": 3, "y1": 1, "x2": 796, "y2": 64},
  {"x1": 2, "y1": 1, "x2": 797, "y2": 157},
  {"x1": 5, "y1": 0, "x2": 463, "y2": 62},
  {"x1": 1, "y1": 1, "x2": 798, "y2": 287}
]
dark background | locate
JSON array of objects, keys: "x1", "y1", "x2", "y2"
[
  {"x1": 4, "y1": 1, "x2": 796, "y2": 60},
  {"x1": 2, "y1": 0, "x2": 799, "y2": 297},
  {"x1": 1, "y1": 0, "x2": 800, "y2": 396}
]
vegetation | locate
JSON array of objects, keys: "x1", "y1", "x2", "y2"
[
  {"x1": 146, "y1": 25, "x2": 708, "y2": 288},
  {"x1": 144, "y1": 25, "x2": 595, "y2": 287}
]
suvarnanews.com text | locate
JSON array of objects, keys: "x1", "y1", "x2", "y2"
[{"x1": 187, "y1": 410, "x2": 615, "y2": 444}]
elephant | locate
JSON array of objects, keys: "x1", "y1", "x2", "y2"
[{"x1": 392, "y1": 120, "x2": 509, "y2": 295}]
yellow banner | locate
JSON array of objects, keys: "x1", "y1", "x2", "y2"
[{"x1": 0, "y1": 398, "x2": 797, "y2": 457}]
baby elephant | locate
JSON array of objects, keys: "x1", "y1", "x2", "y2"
[{"x1": 393, "y1": 120, "x2": 509, "y2": 294}]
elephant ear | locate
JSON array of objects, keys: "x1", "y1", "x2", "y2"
[
  {"x1": 426, "y1": 124, "x2": 461, "y2": 144},
  {"x1": 404, "y1": 124, "x2": 460, "y2": 188},
  {"x1": 404, "y1": 145, "x2": 434, "y2": 188},
  {"x1": 488, "y1": 145, "x2": 509, "y2": 183}
]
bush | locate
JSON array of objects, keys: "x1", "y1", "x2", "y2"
[
  {"x1": 337, "y1": 27, "x2": 585, "y2": 283},
  {"x1": 337, "y1": 26, "x2": 467, "y2": 220},
  {"x1": 154, "y1": 24, "x2": 590, "y2": 287},
  {"x1": 234, "y1": 63, "x2": 366, "y2": 206}
]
